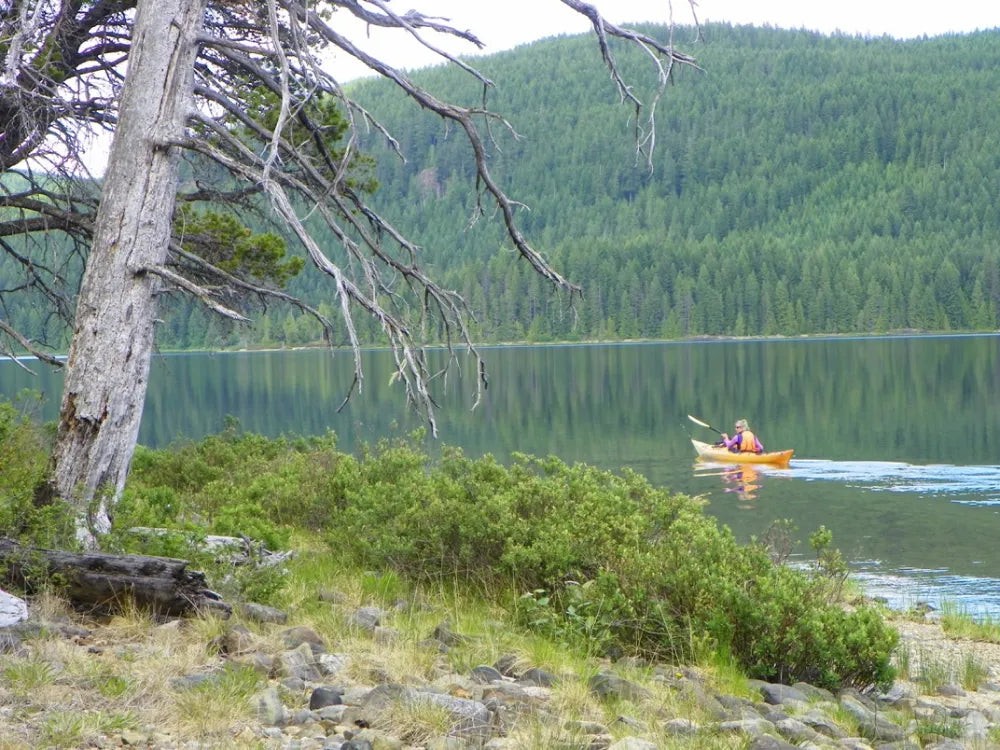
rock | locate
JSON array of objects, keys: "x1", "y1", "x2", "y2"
[
  {"x1": 493, "y1": 653, "x2": 520, "y2": 676},
  {"x1": 416, "y1": 692, "x2": 492, "y2": 739},
  {"x1": 213, "y1": 624, "x2": 256, "y2": 655},
  {"x1": 170, "y1": 672, "x2": 217, "y2": 690},
  {"x1": 839, "y1": 694, "x2": 905, "y2": 742},
  {"x1": 373, "y1": 625, "x2": 399, "y2": 644},
  {"x1": 309, "y1": 685, "x2": 344, "y2": 709},
  {"x1": 351, "y1": 606, "x2": 384, "y2": 631},
  {"x1": 256, "y1": 686, "x2": 286, "y2": 726},
  {"x1": 430, "y1": 621, "x2": 470, "y2": 646},
  {"x1": 755, "y1": 681, "x2": 811, "y2": 705},
  {"x1": 281, "y1": 625, "x2": 326, "y2": 651},
  {"x1": 277, "y1": 642, "x2": 322, "y2": 681},
  {"x1": 774, "y1": 717, "x2": 824, "y2": 744},
  {"x1": 519, "y1": 667, "x2": 558, "y2": 687},
  {"x1": 791, "y1": 681, "x2": 835, "y2": 702},
  {"x1": 607, "y1": 738, "x2": 657, "y2": 750},
  {"x1": 564, "y1": 719, "x2": 609, "y2": 735},
  {"x1": 936, "y1": 683, "x2": 967, "y2": 697},
  {"x1": 660, "y1": 718, "x2": 699, "y2": 735},
  {"x1": 317, "y1": 588, "x2": 348, "y2": 604},
  {"x1": 471, "y1": 665, "x2": 504, "y2": 684},
  {"x1": 241, "y1": 602, "x2": 288, "y2": 624},
  {"x1": 318, "y1": 652, "x2": 350, "y2": 677},
  {"x1": 0, "y1": 589, "x2": 28, "y2": 628},
  {"x1": 747, "y1": 736, "x2": 799, "y2": 750},
  {"x1": 716, "y1": 718, "x2": 776, "y2": 736},
  {"x1": 119, "y1": 729, "x2": 148, "y2": 745},
  {"x1": 588, "y1": 673, "x2": 650, "y2": 702}
]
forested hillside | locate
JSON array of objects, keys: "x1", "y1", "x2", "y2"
[
  {"x1": 7, "y1": 24, "x2": 1000, "y2": 348},
  {"x1": 329, "y1": 23, "x2": 1000, "y2": 344}
]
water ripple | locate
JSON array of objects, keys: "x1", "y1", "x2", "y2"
[{"x1": 787, "y1": 459, "x2": 1000, "y2": 497}]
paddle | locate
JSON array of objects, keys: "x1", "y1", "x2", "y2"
[{"x1": 687, "y1": 414, "x2": 724, "y2": 436}]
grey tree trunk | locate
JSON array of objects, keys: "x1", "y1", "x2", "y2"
[{"x1": 43, "y1": 0, "x2": 205, "y2": 548}]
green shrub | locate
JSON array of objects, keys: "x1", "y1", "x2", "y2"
[
  {"x1": 116, "y1": 426, "x2": 897, "y2": 690},
  {"x1": 121, "y1": 424, "x2": 356, "y2": 549},
  {"x1": 0, "y1": 394, "x2": 74, "y2": 547},
  {"x1": 328, "y1": 440, "x2": 898, "y2": 689}
]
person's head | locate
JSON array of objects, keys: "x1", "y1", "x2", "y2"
[{"x1": 734, "y1": 418, "x2": 749, "y2": 432}]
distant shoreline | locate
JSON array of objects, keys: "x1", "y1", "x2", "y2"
[{"x1": 5, "y1": 329, "x2": 998, "y2": 363}]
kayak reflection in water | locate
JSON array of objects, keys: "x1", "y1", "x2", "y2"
[{"x1": 723, "y1": 465, "x2": 760, "y2": 503}]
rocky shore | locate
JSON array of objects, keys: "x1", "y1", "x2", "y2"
[{"x1": 2, "y1": 589, "x2": 1000, "y2": 750}]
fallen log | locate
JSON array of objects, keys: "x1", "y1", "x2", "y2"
[{"x1": 0, "y1": 538, "x2": 231, "y2": 618}]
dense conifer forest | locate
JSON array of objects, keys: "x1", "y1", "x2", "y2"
[{"x1": 5, "y1": 24, "x2": 1000, "y2": 349}]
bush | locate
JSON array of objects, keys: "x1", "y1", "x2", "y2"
[
  {"x1": 0, "y1": 394, "x2": 74, "y2": 547},
  {"x1": 328, "y1": 440, "x2": 897, "y2": 689},
  {"x1": 120, "y1": 424, "x2": 356, "y2": 550},
  {"x1": 119, "y1": 427, "x2": 897, "y2": 689}
]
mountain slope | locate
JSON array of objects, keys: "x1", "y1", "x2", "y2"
[{"x1": 306, "y1": 23, "x2": 1000, "y2": 342}]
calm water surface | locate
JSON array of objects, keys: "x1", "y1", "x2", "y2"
[{"x1": 4, "y1": 335, "x2": 999, "y2": 615}]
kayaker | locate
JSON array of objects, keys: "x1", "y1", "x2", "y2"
[{"x1": 721, "y1": 418, "x2": 764, "y2": 454}]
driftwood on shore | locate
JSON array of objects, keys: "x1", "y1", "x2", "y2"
[{"x1": 0, "y1": 538, "x2": 231, "y2": 617}]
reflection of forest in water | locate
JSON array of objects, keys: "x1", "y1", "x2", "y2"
[
  {"x1": 2, "y1": 336, "x2": 997, "y2": 465},
  {"x1": 151, "y1": 336, "x2": 998, "y2": 467}
]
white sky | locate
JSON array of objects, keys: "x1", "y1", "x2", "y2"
[{"x1": 328, "y1": 0, "x2": 999, "y2": 81}]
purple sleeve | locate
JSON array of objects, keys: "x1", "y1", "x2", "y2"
[
  {"x1": 723, "y1": 434, "x2": 739, "y2": 449},
  {"x1": 755, "y1": 436, "x2": 764, "y2": 453}
]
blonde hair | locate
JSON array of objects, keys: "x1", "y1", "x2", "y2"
[{"x1": 735, "y1": 419, "x2": 749, "y2": 430}]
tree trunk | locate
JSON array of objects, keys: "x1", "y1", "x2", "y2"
[
  {"x1": 0, "y1": 538, "x2": 230, "y2": 617},
  {"x1": 41, "y1": 0, "x2": 206, "y2": 547}
]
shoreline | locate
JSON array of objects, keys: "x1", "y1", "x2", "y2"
[
  {"x1": 4, "y1": 329, "x2": 997, "y2": 363},
  {"x1": 151, "y1": 328, "x2": 1000, "y2": 358}
]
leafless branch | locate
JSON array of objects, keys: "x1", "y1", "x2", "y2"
[
  {"x1": 0, "y1": 318, "x2": 63, "y2": 368},
  {"x1": 2, "y1": 0, "x2": 698, "y2": 432}
]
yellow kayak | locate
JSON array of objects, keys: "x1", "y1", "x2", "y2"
[{"x1": 691, "y1": 439, "x2": 794, "y2": 466}]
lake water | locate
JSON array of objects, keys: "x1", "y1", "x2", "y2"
[{"x1": 3, "y1": 335, "x2": 999, "y2": 616}]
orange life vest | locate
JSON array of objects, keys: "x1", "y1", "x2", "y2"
[{"x1": 738, "y1": 429, "x2": 759, "y2": 453}]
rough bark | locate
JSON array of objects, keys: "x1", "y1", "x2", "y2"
[
  {"x1": 40, "y1": 0, "x2": 206, "y2": 547},
  {"x1": 0, "y1": 538, "x2": 230, "y2": 617}
]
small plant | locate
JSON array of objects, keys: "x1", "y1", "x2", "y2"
[
  {"x1": 95, "y1": 712, "x2": 139, "y2": 733},
  {"x1": 759, "y1": 518, "x2": 796, "y2": 564},
  {"x1": 95, "y1": 673, "x2": 134, "y2": 699},
  {"x1": 893, "y1": 642, "x2": 912, "y2": 681},
  {"x1": 361, "y1": 569, "x2": 405, "y2": 605},
  {"x1": 37, "y1": 711, "x2": 85, "y2": 749},
  {"x1": 379, "y1": 696, "x2": 456, "y2": 746},
  {"x1": 940, "y1": 601, "x2": 1000, "y2": 643},
  {"x1": 917, "y1": 657, "x2": 952, "y2": 694},
  {"x1": 809, "y1": 525, "x2": 849, "y2": 600},
  {"x1": 960, "y1": 651, "x2": 989, "y2": 691},
  {"x1": 915, "y1": 717, "x2": 964, "y2": 740},
  {"x1": 3, "y1": 658, "x2": 55, "y2": 696},
  {"x1": 171, "y1": 663, "x2": 263, "y2": 735}
]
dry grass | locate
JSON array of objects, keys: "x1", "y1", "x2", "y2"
[{"x1": 0, "y1": 598, "x2": 263, "y2": 748}]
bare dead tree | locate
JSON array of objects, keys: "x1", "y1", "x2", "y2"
[{"x1": 2, "y1": 0, "x2": 699, "y2": 546}]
